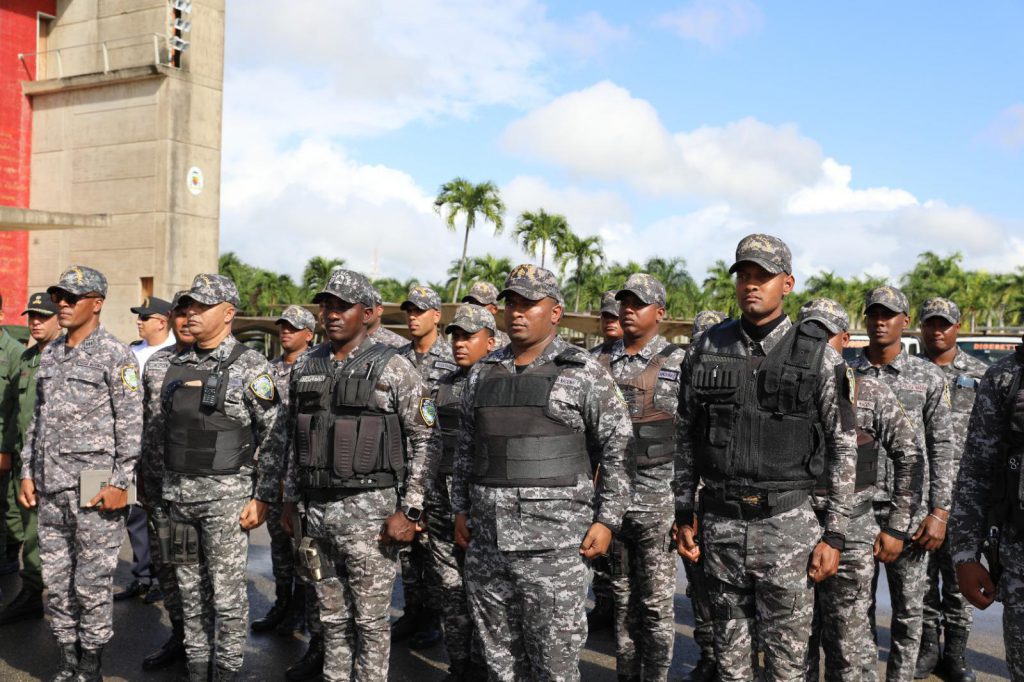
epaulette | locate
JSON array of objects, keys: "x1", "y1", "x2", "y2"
[{"x1": 554, "y1": 346, "x2": 588, "y2": 366}]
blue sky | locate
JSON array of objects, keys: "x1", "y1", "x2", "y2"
[{"x1": 219, "y1": 1, "x2": 1024, "y2": 288}]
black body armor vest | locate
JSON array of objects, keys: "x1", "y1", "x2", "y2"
[
  {"x1": 162, "y1": 344, "x2": 255, "y2": 476},
  {"x1": 598, "y1": 344, "x2": 680, "y2": 469},
  {"x1": 471, "y1": 349, "x2": 591, "y2": 487},
  {"x1": 689, "y1": 319, "x2": 827, "y2": 491},
  {"x1": 1000, "y1": 347, "x2": 1024, "y2": 529},
  {"x1": 814, "y1": 374, "x2": 878, "y2": 495},
  {"x1": 292, "y1": 344, "x2": 405, "y2": 492},
  {"x1": 435, "y1": 378, "x2": 463, "y2": 476}
]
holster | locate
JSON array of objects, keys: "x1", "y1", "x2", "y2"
[
  {"x1": 151, "y1": 505, "x2": 172, "y2": 563},
  {"x1": 169, "y1": 519, "x2": 201, "y2": 566},
  {"x1": 297, "y1": 537, "x2": 336, "y2": 582}
]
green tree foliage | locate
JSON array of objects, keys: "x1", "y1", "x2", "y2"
[
  {"x1": 446, "y1": 254, "x2": 514, "y2": 295},
  {"x1": 218, "y1": 252, "x2": 299, "y2": 317},
  {"x1": 301, "y1": 256, "x2": 346, "y2": 301},
  {"x1": 513, "y1": 209, "x2": 570, "y2": 270},
  {"x1": 555, "y1": 232, "x2": 604, "y2": 312},
  {"x1": 434, "y1": 178, "x2": 506, "y2": 302}
]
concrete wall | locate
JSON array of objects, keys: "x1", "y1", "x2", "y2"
[{"x1": 26, "y1": 0, "x2": 223, "y2": 341}]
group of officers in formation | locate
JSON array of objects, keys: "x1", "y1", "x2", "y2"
[{"x1": 0, "y1": 231, "x2": 1020, "y2": 682}]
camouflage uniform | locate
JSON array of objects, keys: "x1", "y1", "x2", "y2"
[
  {"x1": 21, "y1": 266, "x2": 143, "y2": 655},
  {"x1": 948, "y1": 349, "x2": 1024, "y2": 680},
  {"x1": 463, "y1": 281, "x2": 510, "y2": 349},
  {"x1": 916, "y1": 299, "x2": 988, "y2": 650},
  {"x1": 452, "y1": 265, "x2": 633, "y2": 682},
  {"x1": 674, "y1": 236, "x2": 858, "y2": 682},
  {"x1": 850, "y1": 286, "x2": 955, "y2": 682},
  {"x1": 161, "y1": 275, "x2": 287, "y2": 675},
  {"x1": 283, "y1": 269, "x2": 439, "y2": 682},
  {"x1": 369, "y1": 284, "x2": 409, "y2": 349},
  {"x1": 799, "y1": 299, "x2": 924, "y2": 682},
  {"x1": 592, "y1": 274, "x2": 686, "y2": 682}
]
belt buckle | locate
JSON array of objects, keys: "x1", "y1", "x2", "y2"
[{"x1": 740, "y1": 494, "x2": 762, "y2": 506}]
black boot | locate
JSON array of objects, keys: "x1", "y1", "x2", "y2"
[
  {"x1": 409, "y1": 608, "x2": 443, "y2": 649},
  {"x1": 391, "y1": 604, "x2": 422, "y2": 642},
  {"x1": 214, "y1": 667, "x2": 237, "y2": 682},
  {"x1": 187, "y1": 659, "x2": 210, "y2": 682},
  {"x1": 0, "y1": 587, "x2": 44, "y2": 625},
  {"x1": 285, "y1": 634, "x2": 325, "y2": 681},
  {"x1": 142, "y1": 618, "x2": 186, "y2": 670},
  {"x1": 48, "y1": 642, "x2": 79, "y2": 682},
  {"x1": 251, "y1": 581, "x2": 292, "y2": 633},
  {"x1": 587, "y1": 595, "x2": 614, "y2": 632},
  {"x1": 940, "y1": 626, "x2": 977, "y2": 682},
  {"x1": 685, "y1": 652, "x2": 718, "y2": 682},
  {"x1": 72, "y1": 647, "x2": 102, "y2": 682},
  {"x1": 915, "y1": 626, "x2": 941, "y2": 679},
  {"x1": 275, "y1": 583, "x2": 307, "y2": 637}
]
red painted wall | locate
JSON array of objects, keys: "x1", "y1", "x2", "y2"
[{"x1": 0, "y1": 1, "x2": 54, "y2": 324}]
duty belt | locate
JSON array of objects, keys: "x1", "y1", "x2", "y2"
[{"x1": 701, "y1": 487, "x2": 810, "y2": 521}]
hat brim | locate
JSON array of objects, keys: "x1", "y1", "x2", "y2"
[
  {"x1": 179, "y1": 291, "x2": 227, "y2": 306},
  {"x1": 615, "y1": 287, "x2": 664, "y2": 307},
  {"x1": 498, "y1": 286, "x2": 560, "y2": 303},
  {"x1": 47, "y1": 284, "x2": 97, "y2": 297},
  {"x1": 445, "y1": 320, "x2": 489, "y2": 335},
  {"x1": 920, "y1": 312, "x2": 959, "y2": 324},
  {"x1": 728, "y1": 258, "x2": 786, "y2": 276},
  {"x1": 22, "y1": 307, "x2": 56, "y2": 316},
  {"x1": 802, "y1": 315, "x2": 843, "y2": 335},
  {"x1": 865, "y1": 301, "x2": 908, "y2": 316},
  {"x1": 312, "y1": 290, "x2": 364, "y2": 306},
  {"x1": 130, "y1": 306, "x2": 169, "y2": 316},
  {"x1": 461, "y1": 295, "x2": 496, "y2": 306}
]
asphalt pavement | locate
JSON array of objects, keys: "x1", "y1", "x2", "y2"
[{"x1": 0, "y1": 524, "x2": 1012, "y2": 681}]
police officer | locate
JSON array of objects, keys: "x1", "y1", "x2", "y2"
[
  {"x1": 18, "y1": 266, "x2": 143, "y2": 682},
  {"x1": 431, "y1": 303, "x2": 496, "y2": 679},
  {"x1": 368, "y1": 285, "x2": 407, "y2": 348},
  {"x1": 674, "y1": 235, "x2": 858, "y2": 681},
  {"x1": 798, "y1": 299, "x2": 924, "y2": 682},
  {"x1": 0, "y1": 292, "x2": 60, "y2": 627},
  {"x1": 160, "y1": 274, "x2": 287, "y2": 681},
  {"x1": 394, "y1": 285, "x2": 453, "y2": 648},
  {"x1": 594, "y1": 274, "x2": 686, "y2": 682},
  {"x1": 452, "y1": 264, "x2": 633, "y2": 681},
  {"x1": 461, "y1": 281, "x2": 510, "y2": 349},
  {"x1": 280, "y1": 268, "x2": 438, "y2": 682},
  {"x1": 849, "y1": 285, "x2": 955, "y2": 682},
  {"x1": 138, "y1": 290, "x2": 198, "y2": 672},
  {"x1": 948, "y1": 337, "x2": 1024, "y2": 681},
  {"x1": 252, "y1": 305, "x2": 316, "y2": 637},
  {"x1": 0, "y1": 291, "x2": 25, "y2": 578},
  {"x1": 591, "y1": 290, "x2": 623, "y2": 356},
  {"x1": 914, "y1": 297, "x2": 987, "y2": 681}
]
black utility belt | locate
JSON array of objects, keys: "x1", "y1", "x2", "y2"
[{"x1": 701, "y1": 487, "x2": 809, "y2": 521}]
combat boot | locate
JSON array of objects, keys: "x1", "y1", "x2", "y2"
[
  {"x1": 587, "y1": 595, "x2": 614, "y2": 632},
  {"x1": 939, "y1": 626, "x2": 977, "y2": 682},
  {"x1": 915, "y1": 626, "x2": 941, "y2": 678},
  {"x1": 685, "y1": 653, "x2": 718, "y2": 682},
  {"x1": 72, "y1": 647, "x2": 102, "y2": 682},
  {"x1": 142, "y1": 617, "x2": 186, "y2": 670},
  {"x1": 49, "y1": 642, "x2": 79, "y2": 682},
  {"x1": 251, "y1": 580, "x2": 291, "y2": 633},
  {"x1": 445, "y1": 658, "x2": 468, "y2": 681},
  {"x1": 0, "y1": 586, "x2": 44, "y2": 625},
  {"x1": 214, "y1": 667, "x2": 237, "y2": 681},
  {"x1": 285, "y1": 634, "x2": 325, "y2": 681},
  {"x1": 187, "y1": 659, "x2": 211, "y2": 682},
  {"x1": 391, "y1": 604, "x2": 422, "y2": 642},
  {"x1": 409, "y1": 607, "x2": 443, "y2": 649},
  {"x1": 275, "y1": 583, "x2": 307, "y2": 636}
]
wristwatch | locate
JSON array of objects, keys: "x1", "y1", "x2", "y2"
[{"x1": 402, "y1": 505, "x2": 423, "y2": 523}]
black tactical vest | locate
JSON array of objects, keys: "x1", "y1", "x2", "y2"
[
  {"x1": 1001, "y1": 346, "x2": 1024, "y2": 529},
  {"x1": 435, "y1": 377, "x2": 463, "y2": 476},
  {"x1": 815, "y1": 373, "x2": 878, "y2": 495},
  {"x1": 162, "y1": 344, "x2": 255, "y2": 475},
  {"x1": 472, "y1": 349, "x2": 591, "y2": 487},
  {"x1": 292, "y1": 344, "x2": 405, "y2": 492},
  {"x1": 689, "y1": 319, "x2": 827, "y2": 491},
  {"x1": 598, "y1": 344, "x2": 680, "y2": 468}
]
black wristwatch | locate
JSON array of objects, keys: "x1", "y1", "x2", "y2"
[{"x1": 402, "y1": 506, "x2": 423, "y2": 523}]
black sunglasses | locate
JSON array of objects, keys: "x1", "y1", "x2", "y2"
[{"x1": 50, "y1": 291, "x2": 100, "y2": 306}]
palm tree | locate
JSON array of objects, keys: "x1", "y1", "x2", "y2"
[
  {"x1": 644, "y1": 257, "x2": 700, "y2": 318},
  {"x1": 513, "y1": 209, "x2": 569, "y2": 269},
  {"x1": 372, "y1": 277, "x2": 418, "y2": 304},
  {"x1": 446, "y1": 254, "x2": 514, "y2": 293},
  {"x1": 556, "y1": 232, "x2": 604, "y2": 312},
  {"x1": 700, "y1": 260, "x2": 738, "y2": 317},
  {"x1": 434, "y1": 178, "x2": 506, "y2": 302},
  {"x1": 301, "y1": 256, "x2": 346, "y2": 300}
]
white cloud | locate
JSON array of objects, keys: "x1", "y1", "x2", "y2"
[
  {"x1": 983, "y1": 104, "x2": 1024, "y2": 151},
  {"x1": 786, "y1": 158, "x2": 918, "y2": 214},
  {"x1": 658, "y1": 0, "x2": 763, "y2": 47}
]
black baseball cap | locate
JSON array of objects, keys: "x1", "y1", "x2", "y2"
[{"x1": 130, "y1": 296, "x2": 173, "y2": 317}]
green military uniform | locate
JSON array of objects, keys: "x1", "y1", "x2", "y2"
[{"x1": 0, "y1": 328, "x2": 25, "y2": 569}]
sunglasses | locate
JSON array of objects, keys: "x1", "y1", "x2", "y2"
[{"x1": 50, "y1": 291, "x2": 101, "y2": 306}]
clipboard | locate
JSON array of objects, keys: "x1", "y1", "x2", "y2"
[{"x1": 79, "y1": 469, "x2": 138, "y2": 508}]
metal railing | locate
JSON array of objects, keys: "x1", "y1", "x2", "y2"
[{"x1": 18, "y1": 33, "x2": 173, "y2": 80}]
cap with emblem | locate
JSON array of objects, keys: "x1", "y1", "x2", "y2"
[
  {"x1": 692, "y1": 310, "x2": 726, "y2": 337},
  {"x1": 445, "y1": 304, "x2": 496, "y2": 335},
  {"x1": 498, "y1": 264, "x2": 564, "y2": 306},
  {"x1": 728, "y1": 233, "x2": 792, "y2": 276},
  {"x1": 401, "y1": 286, "x2": 442, "y2": 312},
  {"x1": 313, "y1": 269, "x2": 374, "y2": 307},
  {"x1": 616, "y1": 273, "x2": 667, "y2": 308},
  {"x1": 180, "y1": 274, "x2": 241, "y2": 308},
  {"x1": 370, "y1": 285, "x2": 384, "y2": 308},
  {"x1": 22, "y1": 291, "x2": 58, "y2": 317},
  {"x1": 864, "y1": 285, "x2": 909, "y2": 316},
  {"x1": 170, "y1": 290, "x2": 190, "y2": 311},
  {"x1": 918, "y1": 297, "x2": 960, "y2": 324},
  {"x1": 47, "y1": 265, "x2": 108, "y2": 298},
  {"x1": 130, "y1": 296, "x2": 173, "y2": 317},
  {"x1": 462, "y1": 281, "x2": 500, "y2": 306},
  {"x1": 600, "y1": 290, "x2": 619, "y2": 316},
  {"x1": 798, "y1": 298, "x2": 850, "y2": 334},
  {"x1": 276, "y1": 304, "x2": 316, "y2": 332}
]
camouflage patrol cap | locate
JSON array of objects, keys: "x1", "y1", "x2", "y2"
[
  {"x1": 401, "y1": 285, "x2": 442, "y2": 312},
  {"x1": 22, "y1": 291, "x2": 57, "y2": 316},
  {"x1": 864, "y1": 285, "x2": 909, "y2": 316},
  {"x1": 798, "y1": 298, "x2": 850, "y2": 334},
  {"x1": 276, "y1": 304, "x2": 316, "y2": 332},
  {"x1": 313, "y1": 269, "x2": 374, "y2": 307},
  {"x1": 729, "y1": 233, "x2": 792, "y2": 276},
  {"x1": 370, "y1": 285, "x2": 384, "y2": 307},
  {"x1": 498, "y1": 264, "x2": 564, "y2": 306},
  {"x1": 918, "y1": 297, "x2": 961, "y2": 324},
  {"x1": 600, "y1": 290, "x2": 619, "y2": 315},
  {"x1": 170, "y1": 290, "x2": 190, "y2": 311},
  {"x1": 48, "y1": 265, "x2": 108, "y2": 298},
  {"x1": 181, "y1": 274, "x2": 241, "y2": 307},
  {"x1": 617, "y1": 273, "x2": 667, "y2": 308},
  {"x1": 445, "y1": 304, "x2": 496, "y2": 335},
  {"x1": 692, "y1": 310, "x2": 727, "y2": 337},
  {"x1": 462, "y1": 281, "x2": 500, "y2": 306}
]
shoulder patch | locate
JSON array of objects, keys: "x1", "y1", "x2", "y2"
[
  {"x1": 434, "y1": 360, "x2": 458, "y2": 373},
  {"x1": 658, "y1": 368, "x2": 680, "y2": 382},
  {"x1": 121, "y1": 366, "x2": 139, "y2": 392},
  {"x1": 846, "y1": 367, "x2": 856, "y2": 403},
  {"x1": 250, "y1": 373, "x2": 276, "y2": 401},
  {"x1": 419, "y1": 397, "x2": 437, "y2": 427}
]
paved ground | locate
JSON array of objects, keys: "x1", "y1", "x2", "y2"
[{"x1": 0, "y1": 524, "x2": 1012, "y2": 681}]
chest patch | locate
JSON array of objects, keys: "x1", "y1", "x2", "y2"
[
  {"x1": 298, "y1": 374, "x2": 327, "y2": 383},
  {"x1": 250, "y1": 374, "x2": 276, "y2": 401},
  {"x1": 657, "y1": 368, "x2": 680, "y2": 382},
  {"x1": 857, "y1": 399, "x2": 874, "y2": 410},
  {"x1": 434, "y1": 360, "x2": 458, "y2": 373},
  {"x1": 555, "y1": 375, "x2": 581, "y2": 389}
]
